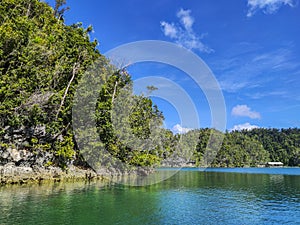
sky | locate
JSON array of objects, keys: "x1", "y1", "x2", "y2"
[{"x1": 47, "y1": 0, "x2": 300, "y2": 132}]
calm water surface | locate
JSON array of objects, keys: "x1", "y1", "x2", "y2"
[{"x1": 0, "y1": 168, "x2": 299, "y2": 225}]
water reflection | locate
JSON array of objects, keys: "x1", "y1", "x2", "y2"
[
  {"x1": 154, "y1": 170, "x2": 300, "y2": 224},
  {"x1": 0, "y1": 170, "x2": 299, "y2": 225}
]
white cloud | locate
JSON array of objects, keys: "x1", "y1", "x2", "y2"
[
  {"x1": 232, "y1": 105, "x2": 261, "y2": 119},
  {"x1": 160, "y1": 21, "x2": 178, "y2": 39},
  {"x1": 160, "y1": 8, "x2": 213, "y2": 53},
  {"x1": 247, "y1": 0, "x2": 295, "y2": 17},
  {"x1": 172, "y1": 124, "x2": 192, "y2": 134},
  {"x1": 231, "y1": 122, "x2": 259, "y2": 131},
  {"x1": 177, "y1": 9, "x2": 194, "y2": 30}
]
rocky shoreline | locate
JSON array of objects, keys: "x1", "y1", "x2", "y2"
[
  {"x1": 0, "y1": 163, "x2": 156, "y2": 186},
  {"x1": 0, "y1": 163, "x2": 105, "y2": 186}
]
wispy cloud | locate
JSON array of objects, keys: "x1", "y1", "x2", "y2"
[
  {"x1": 160, "y1": 8, "x2": 213, "y2": 53},
  {"x1": 247, "y1": 0, "x2": 295, "y2": 17},
  {"x1": 231, "y1": 122, "x2": 259, "y2": 131},
  {"x1": 232, "y1": 105, "x2": 261, "y2": 119},
  {"x1": 215, "y1": 44, "x2": 300, "y2": 93},
  {"x1": 172, "y1": 124, "x2": 192, "y2": 134},
  {"x1": 247, "y1": 91, "x2": 288, "y2": 99}
]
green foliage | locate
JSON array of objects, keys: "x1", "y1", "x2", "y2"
[
  {"x1": 191, "y1": 128, "x2": 300, "y2": 167},
  {"x1": 212, "y1": 131, "x2": 269, "y2": 167},
  {"x1": 0, "y1": 0, "x2": 101, "y2": 169},
  {"x1": 54, "y1": 132, "x2": 75, "y2": 169},
  {"x1": 240, "y1": 128, "x2": 300, "y2": 166},
  {"x1": 129, "y1": 153, "x2": 161, "y2": 167},
  {"x1": 192, "y1": 128, "x2": 224, "y2": 167},
  {"x1": 44, "y1": 161, "x2": 53, "y2": 167},
  {"x1": 0, "y1": 0, "x2": 100, "y2": 129},
  {"x1": 0, "y1": 0, "x2": 171, "y2": 170},
  {"x1": 94, "y1": 70, "x2": 168, "y2": 168},
  {"x1": 0, "y1": 142, "x2": 10, "y2": 149},
  {"x1": 31, "y1": 137, "x2": 38, "y2": 144}
]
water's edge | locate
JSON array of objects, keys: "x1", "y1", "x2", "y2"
[
  {"x1": 2, "y1": 165, "x2": 300, "y2": 187},
  {"x1": 0, "y1": 164, "x2": 153, "y2": 186},
  {"x1": 0, "y1": 164, "x2": 104, "y2": 186}
]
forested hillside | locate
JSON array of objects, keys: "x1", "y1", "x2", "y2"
[
  {"x1": 0, "y1": 0, "x2": 102, "y2": 169},
  {"x1": 0, "y1": 0, "x2": 175, "y2": 171}
]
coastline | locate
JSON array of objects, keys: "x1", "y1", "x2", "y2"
[
  {"x1": 2, "y1": 165, "x2": 300, "y2": 186},
  {"x1": 0, "y1": 163, "x2": 154, "y2": 186},
  {"x1": 0, "y1": 163, "x2": 103, "y2": 186}
]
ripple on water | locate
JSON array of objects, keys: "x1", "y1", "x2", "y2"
[{"x1": 0, "y1": 170, "x2": 300, "y2": 225}]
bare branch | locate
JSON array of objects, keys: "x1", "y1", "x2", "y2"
[
  {"x1": 55, "y1": 61, "x2": 80, "y2": 120},
  {"x1": 111, "y1": 81, "x2": 118, "y2": 104}
]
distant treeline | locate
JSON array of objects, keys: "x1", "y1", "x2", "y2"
[{"x1": 183, "y1": 128, "x2": 300, "y2": 167}]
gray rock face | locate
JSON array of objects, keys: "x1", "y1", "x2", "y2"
[
  {"x1": 0, "y1": 163, "x2": 102, "y2": 185},
  {"x1": 1, "y1": 163, "x2": 33, "y2": 176},
  {"x1": 2, "y1": 125, "x2": 49, "y2": 144},
  {"x1": 0, "y1": 125, "x2": 55, "y2": 167},
  {"x1": 0, "y1": 125, "x2": 152, "y2": 186},
  {"x1": 0, "y1": 147, "x2": 53, "y2": 167}
]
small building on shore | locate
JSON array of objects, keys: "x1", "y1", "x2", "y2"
[{"x1": 266, "y1": 162, "x2": 284, "y2": 167}]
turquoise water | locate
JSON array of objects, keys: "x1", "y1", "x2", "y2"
[
  {"x1": 1, "y1": 168, "x2": 300, "y2": 225},
  {"x1": 159, "y1": 167, "x2": 300, "y2": 175}
]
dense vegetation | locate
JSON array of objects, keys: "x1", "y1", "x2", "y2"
[
  {"x1": 0, "y1": 0, "x2": 299, "y2": 171},
  {"x1": 0, "y1": 0, "x2": 176, "y2": 170},
  {"x1": 191, "y1": 128, "x2": 300, "y2": 167}
]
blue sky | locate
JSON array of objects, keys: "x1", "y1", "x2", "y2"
[{"x1": 47, "y1": 0, "x2": 300, "y2": 132}]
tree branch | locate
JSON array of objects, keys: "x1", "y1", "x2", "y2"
[
  {"x1": 111, "y1": 80, "x2": 118, "y2": 104},
  {"x1": 55, "y1": 61, "x2": 80, "y2": 120}
]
